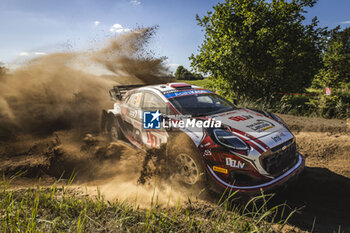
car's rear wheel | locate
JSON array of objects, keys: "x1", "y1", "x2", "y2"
[
  {"x1": 109, "y1": 122, "x2": 119, "y2": 142},
  {"x1": 101, "y1": 110, "x2": 121, "y2": 142}
]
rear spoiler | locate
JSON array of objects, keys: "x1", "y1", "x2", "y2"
[{"x1": 109, "y1": 84, "x2": 144, "y2": 101}]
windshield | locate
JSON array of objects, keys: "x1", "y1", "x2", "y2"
[{"x1": 168, "y1": 93, "x2": 237, "y2": 116}]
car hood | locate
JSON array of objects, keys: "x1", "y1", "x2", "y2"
[
  {"x1": 208, "y1": 108, "x2": 295, "y2": 151},
  {"x1": 210, "y1": 108, "x2": 286, "y2": 139}
]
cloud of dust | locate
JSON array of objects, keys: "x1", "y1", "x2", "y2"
[
  {"x1": 83, "y1": 145, "x2": 188, "y2": 208},
  {"x1": 0, "y1": 27, "x2": 169, "y2": 140},
  {"x1": 0, "y1": 27, "x2": 189, "y2": 207},
  {"x1": 56, "y1": 136, "x2": 190, "y2": 208}
]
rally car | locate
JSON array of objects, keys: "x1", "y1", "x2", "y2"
[{"x1": 101, "y1": 82, "x2": 305, "y2": 194}]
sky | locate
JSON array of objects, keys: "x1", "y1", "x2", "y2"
[{"x1": 1, "y1": 0, "x2": 350, "y2": 72}]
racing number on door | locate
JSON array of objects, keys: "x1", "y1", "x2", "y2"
[{"x1": 146, "y1": 131, "x2": 158, "y2": 147}]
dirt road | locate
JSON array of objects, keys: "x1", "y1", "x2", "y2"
[{"x1": 1, "y1": 114, "x2": 349, "y2": 232}]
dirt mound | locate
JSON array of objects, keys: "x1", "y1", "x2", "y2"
[
  {"x1": 279, "y1": 114, "x2": 350, "y2": 175},
  {"x1": 279, "y1": 114, "x2": 350, "y2": 134},
  {"x1": 296, "y1": 132, "x2": 350, "y2": 160},
  {"x1": 0, "y1": 135, "x2": 62, "y2": 177}
]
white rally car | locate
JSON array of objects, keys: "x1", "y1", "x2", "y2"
[{"x1": 101, "y1": 83, "x2": 305, "y2": 194}]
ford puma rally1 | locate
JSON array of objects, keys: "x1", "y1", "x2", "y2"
[{"x1": 101, "y1": 83, "x2": 305, "y2": 194}]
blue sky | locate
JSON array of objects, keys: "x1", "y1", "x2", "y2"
[{"x1": 1, "y1": 0, "x2": 350, "y2": 71}]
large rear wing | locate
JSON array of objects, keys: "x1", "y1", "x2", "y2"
[{"x1": 109, "y1": 84, "x2": 144, "y2": 101}]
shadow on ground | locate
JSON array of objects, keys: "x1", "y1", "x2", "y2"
[{"x1": 274, "y1": 166, "x2": 350, "y2": 233}]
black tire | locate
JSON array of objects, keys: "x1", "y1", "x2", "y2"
[
  {"x1": 107, "y1": 116, "x2": 121, "y2": 142},
  {"x1": 101, "y1": 110, "x2": 121, "y2": 142},
  {"x1": 167, "y1": 132, "x2": 207, "y2": 191}
]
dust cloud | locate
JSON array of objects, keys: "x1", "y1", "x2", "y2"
[
  {"x1": 0, "y1": 27, "x2": 169, "y2": 140},
  {"x1": 80, "y1": 141, "x2": 188, "y2": 207},
  {"x1": 0, "y1": 27, "x2": 188, "y2": 207}
]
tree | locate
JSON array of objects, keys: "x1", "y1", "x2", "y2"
[
  {"x1": 190, "y1": 0, "x2": 325, "y2": 99},
  {"x1": 174, "y1": 65, "x2": 185, "y2": 79},
  {"x1": 175, "y1": 65, "x2": 203, "y2": 80},
  {"x1": 313, "y1": 27, "x2": 350, "y2": 88}
]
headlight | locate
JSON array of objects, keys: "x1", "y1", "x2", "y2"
[{"x1": 213, "y1": 129, "x2": 250, "y2": 150}]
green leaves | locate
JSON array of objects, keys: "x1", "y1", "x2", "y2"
[
  {"x1": 313, "y1": 27, "x2": 350, "y2": 89},
  {"x1": 191, "y1": 0, "x2": 324, "y2": 100}
]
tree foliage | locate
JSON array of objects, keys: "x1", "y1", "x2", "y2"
[
  {"x1": 175, "y1": 65, "x2": 203, "y2": 80},
  {"x1": 190, "y1": 0, "x2": 326, "y2": 99},
  {"x1": 313, "y1": 27, "x2": 350, "y2": 88}
]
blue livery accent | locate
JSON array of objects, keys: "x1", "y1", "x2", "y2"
[{"x1": 164, "y1": 89, "x2": 212, "y2": 99}]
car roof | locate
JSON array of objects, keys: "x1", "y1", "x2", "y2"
[{"x1": 138, "y1": 82, "x2": 202, "y2": 93}]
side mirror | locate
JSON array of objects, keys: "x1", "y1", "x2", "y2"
[{"x1": 233, "y1": 99, "x2": 238, "y2": 106}]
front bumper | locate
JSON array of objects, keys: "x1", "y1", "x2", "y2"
[{"x1": 207, "y1": 153, "x2": 305, "y2": 194}]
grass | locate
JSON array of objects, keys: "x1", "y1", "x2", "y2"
[
  {"x1": 178, "y1": 79, "x2": 211, "y2": 88},
  {"x1": 0, "y1": 175, "x2": 298, "y2": 232}
]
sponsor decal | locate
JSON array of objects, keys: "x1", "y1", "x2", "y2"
[
  {"x1": 143, "y1": 110, "x2": 161, "y2": 129},
  {"x1": 271, "y1": 135, "x2": 282, "y2": 142},
  {"x1": 128, "y1": 109, "x2": 137, "y2": 118},
  {"x1": 213, "y1": 166, "x2": 228, "y2": 174},
  {"x1": 163, "y1": 89, "x2": 212, "y2": 99},
  {"x1": 226, "y1": 158, "x2": 245, "y2": 169},
  {"x1": 246, "y1": 119, "x2": 275, "y2": 132},
  {"x1": 203, "y1": 142, "x2": 211, "y2": 147},
  {"x1": 135, "y1": 93, "x2": 142, "y2": 104},
  {"x1": 229, "y1": 115, "x2": 253, "y2": 121},
  {"x1": 203, "y1": 150, "x2": 212, "y2": 156}
]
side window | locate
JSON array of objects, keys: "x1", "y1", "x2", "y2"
[
  {"x1": 127, "y1": 92, "x2": 143, "y2": 108},
  {"x1": 143, "y1": 92, "x2": 166, "y2": 111}
]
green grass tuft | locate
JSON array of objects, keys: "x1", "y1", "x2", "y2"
[{"x1": 0, "y1": 176, "x2": 298, "y2": 232}]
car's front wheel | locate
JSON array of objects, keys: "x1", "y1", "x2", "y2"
[
  {"x1": 174, "y1": 152, "x2": 203, "y2": 185},
  {"x1": 167, "y1": 133, "x2": 207, "y2": 191}
]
